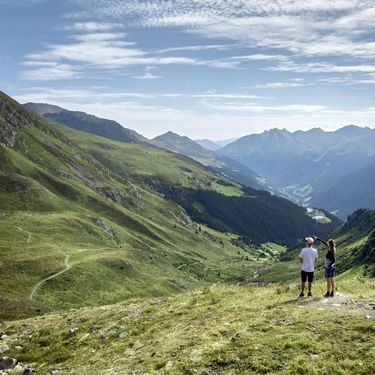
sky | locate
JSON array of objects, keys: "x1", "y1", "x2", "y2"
[{"x1": 1, "y1": 0, "x2": 375, "y2": 141}]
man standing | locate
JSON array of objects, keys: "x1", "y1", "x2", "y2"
[{"x1": 299, "y1": 237, "x2": 318, "y2": 297}]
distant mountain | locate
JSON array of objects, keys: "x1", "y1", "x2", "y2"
[
  {"x1": 309, "y1": 158, "x2": 375, "y2": 220},
  {"x1": 23, "y1": 102, "x2": 66, "y2": 115},
  {"x1": 150, "y1": 131, "x2": 279, "y2": 194},
  {"x1": 24, "y1": 103, "x2": 148, "y2": 145},
  {"x1": 194, "y1": 139, "x2": 221, "y2": 151},
  {"x1": 194, "y1": 137, "x2": 238, "y2": 150},
  {"x1": 24, "y1": 103, "x2": 279, "y2": 195},
  {"x1": 215, "y1": 138, "x2": 238, "y2": 148},
  {"x1": 217, "y1": 126, "x2": 375, "y2": 219}
]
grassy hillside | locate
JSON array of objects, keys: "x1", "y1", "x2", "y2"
[
  {"x1": 0, "y1": 91, "x2": 278, "y2": 319},
  {"x1": 1, "y1": 280, "x2": 375, "y2": 374},
  {"x1": 257, "y1": 208, "x2": 375, "y2": 284},
  {"x1": 49, "y1": 122, "x2": 245, "y2": 197},
  {"x1": 45, "y1": 122, "x2": 341, "y2": 247}
]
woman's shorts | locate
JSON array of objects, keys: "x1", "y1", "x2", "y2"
[{"x1": 325, "y1": 266, "x2": 335, "y2": 278}]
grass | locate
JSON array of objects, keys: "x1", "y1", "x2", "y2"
[
  {"x1": 2, "y1": 279, "x2": 375, "y2": 374},
  {"x1": 0, "y1": 211, "x2": 271, "y2": 320}
]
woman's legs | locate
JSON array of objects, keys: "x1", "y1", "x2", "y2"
[
  {"x1": 326, "y1": 277, "x2": 331, "y2": 292},
  {"x1": 331, "y1": 277, "x2": 335, "y2": 292}
]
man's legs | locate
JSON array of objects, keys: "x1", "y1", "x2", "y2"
[
  {"x1": 308, "y1": 282, "x2": 312, "y2": 292},
  {"x1": 301, "y1": 281, "x2": 306, "y2": 292}
]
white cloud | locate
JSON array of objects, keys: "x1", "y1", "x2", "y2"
[
  {"x1": 19, "y1": 63, "x2": 81, "y2": 80},
  {"x1": 191, "y1": 94, "x2": 270, "y2": 99},
  {"x1": 133, "y1": 72, "x2": 162, "y2": 79},
  {"x1": 63, "y1": 22, "x2": 124, "y2": 32},
  {"x1": 254, "y1": 82, "x2": 314, "y2": 88},
  {"x1": 67, "y1": 0, "x2": 375, "y2": 60},
  {"x1": 201, "y1": 99, "x2": 328, "y2": 113}
]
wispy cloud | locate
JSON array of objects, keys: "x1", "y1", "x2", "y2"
[
  {"x1": 201, "y1": 99, "x2": 328, "y2": 113},
  {"x1": 21, "y1": 29, "x2": 242, "y2": 80},
  {"x1": 67, "y1": 0, "x2": 375, "y2": 61},
  {"x1": 133, "y1": 72, "x2": 162, "y2": 79},
  {"x1": 63, "y1": 22, "x2": 124, "y2": 32},
  {"x1": 254, "y1": 82, "x2": 314, "y2": 88}
]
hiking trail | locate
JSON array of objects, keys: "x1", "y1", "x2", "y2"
[{"x1": 29, "y1": 244, "x2": 70, "y2": 301}]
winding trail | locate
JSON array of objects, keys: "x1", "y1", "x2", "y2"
[
  {"x1": 29, "y1": 244, "x2": 70, "y2": 301},
  {"x1": 16, "y1": 226, "x2": 32, "y2": 243}
]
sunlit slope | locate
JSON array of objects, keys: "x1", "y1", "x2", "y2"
[
  {"x1": 50, "y1": 122, "x2": 245, "y2": 197},
  {"x1": 46, "y1": 121, "x2": 342, "y2": 247},
  {"x1": 258, "y1": 208, "x2": 375, "y2": 284},
  {"x1": 0, "y1": 91, "x2": 267, "y2": 318},
  {"x1": 2, "y1": 280, "x2": 375, "y2": 375}
]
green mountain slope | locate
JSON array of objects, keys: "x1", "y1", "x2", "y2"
[
  {"x1": 150, "y1": 131, "x2": 279, "y2": 194},
  {"x1": 258, "y1": 208, "x2": 375, "y2": 284},
  {"x1": 23, "y1": 103, "x2": 280, "y2": 195},
  {"x1": 48, "y1": 120, "x2": 341, "y2": 247},
  {"x1": 0, "y1": 91, "x2": 264, "y2": 319}
]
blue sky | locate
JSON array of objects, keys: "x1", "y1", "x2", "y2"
[{"x1": 1, "y1": 0, "x2": 375, "y2": 140}]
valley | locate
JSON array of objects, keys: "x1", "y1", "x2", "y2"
[{"x1": 1, "y1": 90, "x2": 374, "y2": 375}]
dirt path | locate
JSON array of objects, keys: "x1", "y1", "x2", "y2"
[
  {"x1": 29, "y1": 244, "x2": 70, "y2": 301},
  {"x1": 16, "y1": 226, "x2": 32, "y2": 243}
]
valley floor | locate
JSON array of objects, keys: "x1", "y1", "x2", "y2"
[{"x1": 1, "y1": 279, "x2": 375, "y2": 375}]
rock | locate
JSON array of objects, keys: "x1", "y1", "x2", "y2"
[
  {"x1": 0, "y1": 343, "x2": 9, "y2": 354},
  {"x1": 14, "y1": 364, "x2": 24, "y2": 371},
  {"x1": 119, "y1": 332, "x2": 127, "y2": 338},
  {"x1": 311, "y1": 354, "x2": 319, "y2": 360},
  {"x1": 282, "y1": 319, "x2": 293, "y2": 325},
  {"x1": 231, "y1": 335, "x2": 240, "y2": 342},
  {"x1": 23, "y1": 369, "x2": 35, "y2": 375},
  {"x1": 0, "y1": 358, "x2": 17, "y2": 370},
  {"x1": 65, "y1": 328, "x2": 78, "y2": 340}
]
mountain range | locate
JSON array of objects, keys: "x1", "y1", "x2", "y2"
[
  {"x1": 217, "y1": 126, "x2": 375, "y2": 220},
  {"x1": 23, "y1": 102, "x2": 277, "y2": 195}
]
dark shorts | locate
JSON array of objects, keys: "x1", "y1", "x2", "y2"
[
  {"x1": 325, "y1": 266, "x2": 335, "y2": 278},
  {"x1": 301, "y1": 270, "x2": 314, "y2": 283}
]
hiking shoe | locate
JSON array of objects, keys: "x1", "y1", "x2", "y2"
[
  {"x1": 323, "y1": 292, "x2": 330, "y2": 298},
  {"x1": 308, "y1": 292, "x2": 313, "y2": 297},
  {"x1": 299, "y1": 292, "x2": 304, "y2": 298},
  {"x1": 330, "y1": 291, "x2": 334, "y2": 297}
]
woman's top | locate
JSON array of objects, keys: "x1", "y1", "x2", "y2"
[{"x1": 315, "y1": 237, "x2": 336, "y2": 268}]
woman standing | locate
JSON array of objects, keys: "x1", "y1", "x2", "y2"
[{"x1": 313, "y1": 235, "x2": 336, "y2": 297}]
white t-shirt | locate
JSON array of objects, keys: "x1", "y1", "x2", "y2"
[{"x1": 299, "y1": 247, "x2": 318, "y2": 272}]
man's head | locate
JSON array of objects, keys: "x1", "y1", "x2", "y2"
[{"x1": 305, "y1": 237, "x2": 314, "y2": 247}]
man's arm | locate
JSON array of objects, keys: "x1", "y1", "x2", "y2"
[{"x1": 300, "y1": 258, "x2": 303, "y2": 264}]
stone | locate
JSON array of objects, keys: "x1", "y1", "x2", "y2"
[
  {"x1": 231, "y1": 335, "x2": 240, "y2": 342},
  {"x1": 23, "y1": 369, "x2": 35, "y2": 375},
  {"x1": 282, "y1": 319, "x2": 293, "y2": 325},
  {"x1": 65, "y1": 328, "x2": 78, "y2": 340},
  {"x1": 0, "y1": 358, "x2": 17, "y2": 370},
  {"x1": 0, "y1": 344, "x2": 9, "y2": 354}
]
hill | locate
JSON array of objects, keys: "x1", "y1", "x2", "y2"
[
  {"x1": 48, "y1": 122, "x2": 342, "y2": 247},
  {"x1": 194, "y1": 138, "x2": 221, "y2": 151},
  {"x1": 23, "y1": 103, "x2": 279, "y2": 195},
  {"x1": 1, "y1": 279, "x2": 374, "y2": 374},
  {"x1": 1, "y1": 90, "x2": 339, "y2": 320},
  {"x1": 1, "y1": 91, "x2": 266, "y2": 319},
  {"x1": 217, "y1": 126, "x2": 375, "y2": 219},
  {"x1": 150, "y1": 131, "x2": 279, "y2": 194},
  {"x1": 257, "y1": 208, "x2": 375, "y2": 284}
]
